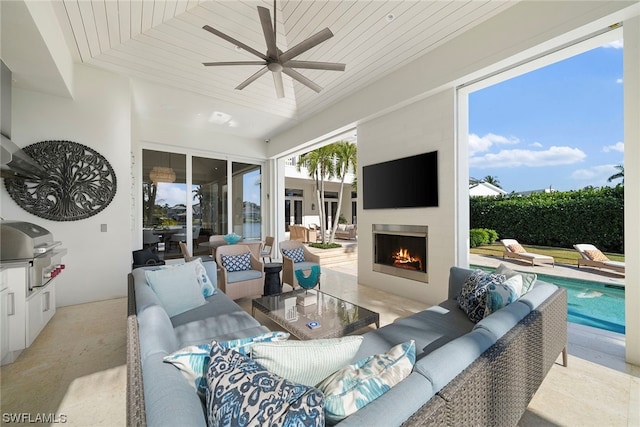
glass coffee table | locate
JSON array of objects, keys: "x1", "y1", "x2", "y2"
[{"x1": 252, "y1": 289, "x2": 380, "y2": 340}]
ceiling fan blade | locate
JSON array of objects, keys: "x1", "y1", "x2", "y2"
[
  {"x1": 235, "y1": 66, "x2": 269, "y2": 90},
  {"x1": 279, "y1": 28, "x2": 334, "y2": 63},
  {"x1": 273, "y1": 71, "x2": 285, "y2": 98},
  {"x1": 257, "y1": 6, "x2": 278, "y2": 59},
  {"x1": 282, "y1": 68, "x2": 322, "y2": 93},
  {"x1": 203, "y1": 61, "x2": 267, "y2": 66},
  {"x1": 203, "y1": 25, "x2": 268, "y2": 60},
  {"x1": 284, "y1": 60, "x2": 346, "y2": 71}
]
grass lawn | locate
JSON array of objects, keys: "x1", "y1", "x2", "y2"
[{"x1": 470, "y1": 243, "x2": 625, "y2": 266}]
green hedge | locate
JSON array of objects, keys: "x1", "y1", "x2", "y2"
[
  {"x1": 470, "y1": 186, "x2": 624, "y2": 253},
  {"x1": 470, "y1": 228, "x2": 499, "y2": 248}
]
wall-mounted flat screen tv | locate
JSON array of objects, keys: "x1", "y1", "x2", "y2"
[{"x1": 363, "y1": 151, "x2": 438, "y2": 209}]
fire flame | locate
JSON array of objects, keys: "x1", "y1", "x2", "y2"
[{"x1": 392, "y1": 247, "x2": 423, "y2": 271}]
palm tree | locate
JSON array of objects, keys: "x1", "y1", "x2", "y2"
[
  {"x1": 328, "y1": 141, "x2": 357, "y2": 243},
  {"x1": 297, "y1": 146, "x2": 335, "y2": 243},
  {"x1": 607, "y1": 165, "x2": 624, "y2": 183},
  {"x1": 483, "y1": 175, "x2": 501, "y2": 188}
]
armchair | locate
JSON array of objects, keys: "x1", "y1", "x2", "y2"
[
  {"x1": 279, "y1": 240, "x2": 321, "y2": 290},
  {"x1": 215, "y1": 244, "x2": 264, "y2": 300}
]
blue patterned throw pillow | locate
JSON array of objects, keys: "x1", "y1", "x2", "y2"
[
  {"x1": 457, "y1": 270, "x2": 506, "y2": 323},
  {"x1": 163, "y1": 331, "x2": 290, "y2": 398},
  {"x1": 282, "y1": 247, "x2": 305, "y2": 263},
  {"x1": 221, "y1": 252, "x2": 251, "y2": 272},
  {"x1": 206, "y1": 343, "x2": 325, "y2": 427},
  {"x1": 317, "y1": 340, "x2": 416, "y2": 423}
]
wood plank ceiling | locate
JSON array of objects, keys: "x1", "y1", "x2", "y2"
[{"x1": 50, "y1": 0, "x2": 516, "y2": 138}]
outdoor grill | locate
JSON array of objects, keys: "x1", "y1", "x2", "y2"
[{"x1": 0, "y1": 220, "x2": 67, "y2": 291}]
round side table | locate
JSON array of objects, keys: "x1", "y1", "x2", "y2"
[{"x1": 263, "y1": 262, "x2": 283, "y2": 296}]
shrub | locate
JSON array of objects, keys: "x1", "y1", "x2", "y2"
[
  {"x1": 470, "y1": 229, "x2": 489, "y2": 248},
  {"x1": 484, "y1": 228, "x2": 499, "y2": 243},
  {"x1": 309, "y1": 242, "x2": 342, "y2": 250}
]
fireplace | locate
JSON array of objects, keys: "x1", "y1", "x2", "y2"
[{"x1": 373, "y1": 224, "x2": 428, "y2": 283}]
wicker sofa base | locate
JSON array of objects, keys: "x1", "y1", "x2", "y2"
[{"x1": 403, "y1": 287, "x2": 567, "y2": 426}]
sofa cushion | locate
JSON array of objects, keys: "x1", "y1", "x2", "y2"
[
  {"x1": 485, "y1": 274, "x2": 523, "y2": 316},
  {"x1": 144, "y1": 263, "x2": 206, "y2": 317},
  {"x1": 163, "y1": 331, "x2": 290, "y2": 398},
  {"x1": 251, "y1": 336, "x2": 363, "y2": 387},
  {"x1": 333, "y1": 372, "x2": 435, "y2": 427},
  {"x1": 457, "y1": 270, "x2": 506, "y2": 323},
  {"x1": 206, "y1": 343, "x2": 325, "y2": 427},
  {"x1": 134, "y1": 280, "x2": 163, "y2": 314},
  {"x1": 283, "y1": 247, "x2": 306, "y2": 263},
  {"x1": 137, "y1": 304, "x2": 179, "y2": 361},
  {"x1": 495, "y1": 263, "x2": 537, "y2": 294},
  {"x1": 318, "y1": 340, "x2": 416, "y2": 423},
  {"x1": 413, "y1": 328, "x2": 496, "y2": 392},
  {"x1": 171, "y1": 292, "x2": 264, "y2": 347},
  {"x1": 518, "y1": 281, "x2": 559, "y2": 311},
  {"x1": 473, "y1": 301, "x2": 531, "y2": 341},
  {"x1": 352, "y1": 301, "x2": 473, "y2": 364},
  {"x1": 221, "y1": 252, "x2": 251, "y2": 272},
  {"x1": 143, "y1": 353, "x2": 208, "y2": 427},
  {"x1": 226, "y1": 269, "x2": 262, "y2": 283}
]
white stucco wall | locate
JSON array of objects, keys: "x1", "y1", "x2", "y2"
[
  {"x1": 357, "y1": 90, "x2": 456, "y2": 305},
  {"x1": 1, "y1": 64, "x2": 132, "y2": 306}
]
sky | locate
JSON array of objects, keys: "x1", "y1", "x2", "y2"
[{"x1": 469, "y1": 40, "x2": 624, "y2": 193}]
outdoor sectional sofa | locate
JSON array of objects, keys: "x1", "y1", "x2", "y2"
[{"x1": 127, "y1": 263, "x2": 567, "y2": 426}]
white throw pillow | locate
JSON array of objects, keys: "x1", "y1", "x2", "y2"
[
  {"x1": 251, "y1": 336, "x2": 363, "y2": 387},
  {"x1": 145, "y1": 263, "x2": 206, "y2": 317}
]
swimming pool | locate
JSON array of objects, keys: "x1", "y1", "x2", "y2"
[{"x1": 471, "y1": 266, "x2": 625, "y2": 334}]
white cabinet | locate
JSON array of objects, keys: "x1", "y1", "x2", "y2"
[
  {"x1": 1, "y1": 263, "x2": 57, "y2": 365},
  {"x1": 0, "y1": 269, "x2": 9, "y2": 363},
  {"x1": 27, "y1": 282, "x2": 56, "y2": 346}
]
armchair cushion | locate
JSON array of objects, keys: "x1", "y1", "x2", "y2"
[
  {"x1": 221, "y1": 252, "x2": 251, "y2": 272},
  {"x1": 226, "y1": 269, "x2": 263, "y2": 284},
  {"x1": 282, "y1": 247, "x2": 305, "y2": 263}
]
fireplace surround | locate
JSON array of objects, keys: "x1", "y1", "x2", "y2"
[{"x1": 373, "y1": 224, "x2": 428, "y2": 283}]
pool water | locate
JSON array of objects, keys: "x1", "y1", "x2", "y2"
[{"x1": 471, "y1": 266, "x2": 625, "y2": 334}]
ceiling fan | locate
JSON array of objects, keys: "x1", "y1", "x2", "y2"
[{"x1": 202, "y1": 1, "x2": 346, "y2": 98}]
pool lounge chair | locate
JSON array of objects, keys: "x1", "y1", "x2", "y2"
[
  {"x1": 501, "y1": 239, "x2": 555, "y2": 267},
  {"x1": 573, "y1": 244, "x2": 625, "y2": 274}
]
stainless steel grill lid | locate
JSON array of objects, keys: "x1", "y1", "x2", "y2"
[{"x1": 0, "y1": 220, "x2": 60, "y2": 261}]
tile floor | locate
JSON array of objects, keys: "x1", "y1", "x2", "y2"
[{"x1": 1, "y1": 260, "x2": 638, "y2": 426}]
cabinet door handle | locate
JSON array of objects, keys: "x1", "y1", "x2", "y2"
[
  {"x1": 43, "y1": 291, "x2": 50, "y2": 312},
  {"x1": 8, "y1": 292, "x2": 15, "y2": 316}
]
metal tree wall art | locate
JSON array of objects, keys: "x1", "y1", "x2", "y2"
[{"x1": 5, "y1": 140, "x2": 117, "y2": 221}]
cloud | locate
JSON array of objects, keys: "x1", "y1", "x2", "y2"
[
  {"x1": 156, "y1": 183, "x2": 187, "y2": 207},
  {"x1": 470, "y1": 146, "x2": 586, "y2": 169},
  {"x1": 468, "y1": 133, "x2": 520, "y2": 156},
  {"x1": 602, "y1": 39, "x2": 623, "y2": 49},
  {"x1": 530, "y1": 142, "x2": 543, "y2": 148},
  {"x1": 616, "y1": 78, "x2": 623, "y2": 84},
  {"x1": 571, "y1": 164, "x2": 618, "y2": 182},
  {"x1": 603, "y1": 142, "x2": 624, "y2": 153}
]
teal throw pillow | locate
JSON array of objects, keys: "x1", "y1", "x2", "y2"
[
  {"x1": 189, "y1": 258, "x2": 216, "y2": 297},
  {"x1": 495, "y1": 263, "x2": 537, "y2": 294},
  {"x1": 163, "y1": 331, "x2": 290, "y2": 398},
  {"x1": 485, "y1": 274, "x2": 523, "y2": 316},
  {"x1": 317, "y1": 340, "x2": 416, "y2": 423}
]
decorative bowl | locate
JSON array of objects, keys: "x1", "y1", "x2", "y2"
[{"x1": 223, "y1": 233, "x2": 242, "y2": 245}]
